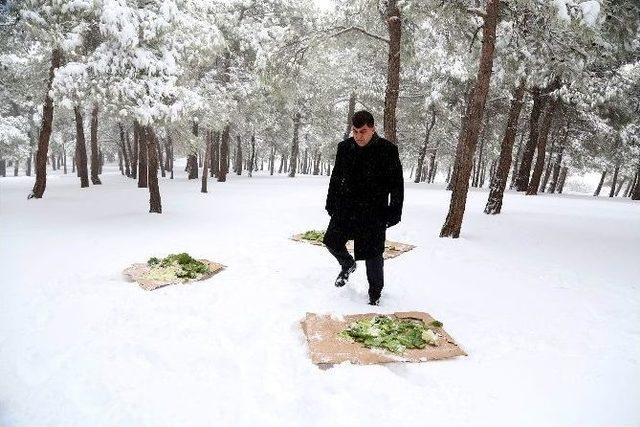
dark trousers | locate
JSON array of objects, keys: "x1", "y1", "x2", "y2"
[{"x1": 327, "y1": 241, "x2": 384, "y2": 302}]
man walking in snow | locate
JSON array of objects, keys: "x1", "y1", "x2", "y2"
[{"x1": 323, "y1": 110, "x2": 404, "y2": 305}]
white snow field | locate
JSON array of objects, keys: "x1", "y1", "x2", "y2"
[{"x1": 1, "y1": 164, "x2": 639, "y2": 427}]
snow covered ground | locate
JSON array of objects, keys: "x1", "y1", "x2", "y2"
[{"x1": 1, "y1": 164, "x2": 639, "y2": 427}]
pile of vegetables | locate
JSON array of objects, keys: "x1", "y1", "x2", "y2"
[
  {"x1": 301, "y1": 230, "x2": 325, "y2": 242},
  {"x1": 340, "y1": 316, "x2": 442, "y2": 354},
  {"x1": 145, "y1": 253, "x2": 210, "y2": 281}
]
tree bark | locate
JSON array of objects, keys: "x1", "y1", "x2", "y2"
[
  {"x1": 631, "y1": 163, "x2": 640, "y2": 200},
  {"x1": 217, "y1": 124, "x2": 230, "y2": 182},
  {"x1": 29, "y1": 48, "x2": 62, "y2": 199},
  {"x1": 235, "y1": 135, "x2": 243, "y2": 176},
  {"x1": 447, "y1": 86, "x2": 472, "y2": 190},
  {"x1": 557, "y1": 166, "x2": 568, "y2": 193},
  {"x1": 288, "y1": 112, "x2": 301, "y2": 178},
  {"x1": 187, "y1": 120, "x2": 199, "y2": 179},
  {"x1": 156, "y1": 136, "x2": 165, "y2": 178},
  {"x1": 547, "y1": 125, "x2": 568, "y2": 194},
  {"x1": 609, "y1": 163, "x2": 620, "y2": 197},
  {"x1": 614, "y1": 177, "x2": 627, "y2": 197},
  {"x1": 201, "y1": 130, "x2": 211, "y2": 193},
  {"x1": 383, "y1": 0, "x2": 401, "y2": 144},
  {"x1": 344, "y1": 92, "x2": 357, "y2": 139},
  {"x1": 74, "y1": 106, "x2": 90, "y2": 188},
  {"x1": 515, "y1": 87, "x2": 546, "y2": 191},
  {"x1": 509, "y1": 130, "x2": 525, "y2": 189},
  {"x1": 89, "y1": 104, "x2": 102, "y2": 185},
  {"x1": 131, "y1": 125, "x2": 138, "y2": 179},
  {"x1": 137, "y1": 121, "x2": 148, "y2": 188},
  {"x1": 269, "y1": 144, "x2": 275, "y2": 176},
  {"x1": 248, "y1": 133, "x2": 256, "y2": 177},
  {"x1": 484, "y1": 80, "x2": 526, "y2": 214},
  {"x1": 593, "y1": 170, "x2": 607, "y2": 196},
  {"x1": 145, "y1": 126, "x2": 162, "y2": 213},
  {"x1": 168, "y1": 133, "x2": 174, "y2": 179},
  {"x1": 440, "y1": 0, "x2": 500, "y2": 238},
  {"x1": 119, "y1": 123, "x2": 131, "y2": 177},
  {"x1": 414, "y1": 108, "x2": 436, "y2": 183},
  {"x1": 526, "y1": 95, "x2": 560, "y2": 195},
  {"x1": 539, "y1": 137, "x2": 556, "y2": 192}
]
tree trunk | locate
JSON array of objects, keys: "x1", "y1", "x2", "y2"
[
  {"x1": 593, "y1": 170, "x2": 607, "y2": 196},
  {"x1": 118, "y1": 148, "x2": 123, "y2": 175},
  {"x1": 211, "y1": 131, "x2": 219, "y2": 178},
  {"x1": 484, "y1": 80, "x2": 526, "y2": 214},
  {"x1": 440, "y1": 0, "x2": 500, "y2": 238},
  {"x1": 631, "y1": 164, "x2": 640, "y2": 200},
  {"x1": 156, "y1": 136, "x2": 165, "y2": 178},
  {"x1": 288, "y1": 112, "x2": 301, "y2": 178},
  {"x1": 74, "y1": 106, "x2": 90, "y2": 188},
  {"x1": 187, "y1": 121, "x2": 199, "y2": 179},
  {"x1": 201, "y1": 130, "x2": 211, "y2": 193},
  {"x1": 269, "y1": 144, "x2": 275, "y2": 176},
  {"x1": 248, "y1": 133, "x2": 256, "y2": 177},
  {"x1": 217, "y1": 124, "x2": 230, "y2": 182},
  {"x1": 447, "y1": 87, "x2": 472, "y2": 190},
  {"x1": 168, "y1": 133, "x2": 174, "y2": 179},
  {"x1": 526, "y1": 95, "x2": 560, "y2": 195},
  {"x1": 62, "y1": 145, "x2": 67, "y2": 174},
  {"x1": 29, "y1": 48, "x2": 62, "y2": 198},
  {"x1": 515, "y1": 87, "x2": 546, "y2": 191},
  {"x1": 547, "y1": 125, "x2": 568, "y2": 194},
  {"x1": 609, "y1": 163, "x2": 620, "y2": 197},
  {"x1": 235, "y1": 135, "x2": 243, "y2": 176},
  {"x1": 344, "y1": 92, "x2": 357, "y2": 139},
  {"x1": 414, "y1": 108, "x2": 436, "y2": 183},
  {"x1": 383, "y1": 0, "x2": 401, "y2": 144},
  {"x1": 614, "y1": 177, "x2": 627, "y2": 197},
  {"x1": 557, "y1": 166, "x2": 568, "y2": 194},
  {"x1": 145, "y1": 126, "x2": 161, "y2": 213},
  {"x1": 539, "y1": 136, "x2": 556, "y2": 193},
  {"x1": 131, "y1": 125, "x2": 138, "y2": 179},
  {"x1": 509, "y1": 130, "x2": 525, "y2": 189},
  {"x1": 119, "y1": 123, "x2": 131, "y2": 177},
  {"x1": 623, "y1": 173, "x2": 635, "y2": 197},
  {"x1": 89, "y1": 104, "x2": 102, "y2": 185},
  {"x1": 137, "y1": 121, "x2": 148, "y2": 188}
]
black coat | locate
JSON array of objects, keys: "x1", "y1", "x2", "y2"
[{"x1": 323, "y1": 133, "x2": 404, "y2": 260}]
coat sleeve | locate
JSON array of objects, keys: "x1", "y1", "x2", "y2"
[
  {"x1": 386, "y1": 144, "x2": 404, "y2": 227},
  {"x1": 325, "y1": 142, "x2": 343, "y2": 216}
]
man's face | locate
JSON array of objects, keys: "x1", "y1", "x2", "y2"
[{"x1": 352, "y1": 124, "x2": 375, "y2": 146}]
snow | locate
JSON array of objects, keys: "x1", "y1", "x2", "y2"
[
  {"x1": 1, "y1": 164, "x2": 639, "y2": 426},
  {"x1": 578, "y1": 1, "x2": 601, "y2": 27}
]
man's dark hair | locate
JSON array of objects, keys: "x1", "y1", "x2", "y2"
[{"x1": 351, "y1": 110, "x2": 374, "y2": 128}]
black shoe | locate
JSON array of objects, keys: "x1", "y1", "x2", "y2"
[
  {"x1": 334, "y1": 262, "x2": 356, "y2": 287},
  {"x1": 368, "y1": 298, "x2": 380, "y2": 306}
]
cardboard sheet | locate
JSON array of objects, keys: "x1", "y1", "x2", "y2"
[
  {"x1": 122, "y1": 259, "x2": 225, "y2": 291},
  {"x1": 291, "y1": 233, "x2": 415, "y2": 260},
  {"x1": 302, "y1": 311, "x2": 466, "y2": 365}
]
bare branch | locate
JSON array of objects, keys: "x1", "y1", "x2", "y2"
[{"x1": 328, "y1": 26, "x2": 390, "y2": 44}]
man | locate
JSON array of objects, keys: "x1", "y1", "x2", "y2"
[{"x1": 323, "y1": 110, "x2": 404, "y2": 305}]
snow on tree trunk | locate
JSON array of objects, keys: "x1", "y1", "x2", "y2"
[
  {"x1": 484, "y1": 80, "x2": 526, "y2": 214},
  {"x1": 29, "y1": 48, "x2": 62, "y2": 199},
  {"x1": 557, "y1": 166, "x2": 568, "y2": 193},
  {"x1": 145, "y1": 126, "x2": 161, "y2": 213},
  {"x1": 269, "y1": 144, "x2": 275, "y2": 176},
  {"x1": 548, "y1": 129, "x2": 567, "y2": 194},
  {"x1": 288, "y1": 112, "x2": 301, "y2": 178},
  {"x1": 440, "y1": 0, "x2": 500, "y2": 238},
  {"x1": 74, "y1": 106, "x2": 90, "y2": 188},
  {"x1": 383, "y1": 0, "x2": 401, "y2": 144}
]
